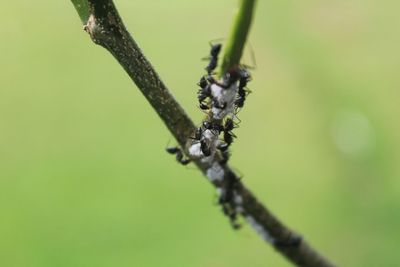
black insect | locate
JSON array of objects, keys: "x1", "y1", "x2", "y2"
[
  {"x1": 190, "y1": 126, "x2": 212, "y2": 157},
  {"x1": 205, "y1": 43, "x2": 222, "y2": 75},
  {"x1": 200, "y1": 139, "x2": 211, "y2": 157},
  {"x1": 217, "y1": 143, "x2": 230, "y2": 165},
  {"x1": 197, "y1": 76, "x2": 212, "y2": 110},
  {"x1": 235, "y1": 87, "x2": 247, "y2": 108},
  {"x1": 223, "y1": 118, "x2": 237, "y2": 146},
  {"x1": 239, "y1": 68, "x2": 251, "y2": 88},
  {"x1": 166, "y1": 147, "x2": 191, "y2": 165},
  {"x1": 197, "y1": 76, "x2": 208, "y2": 88},
  {"x1": 217, "y1": 142, "x2": 229, "y2": 152},
  {"x1": 235, "y1": 69, "x2": 251, "y2": 108},
  {"x1": 203, "y1": 121, "x2": 224, "y2": 133},
  {"x1": 198, "y1": 103, "x2": 208, "y2": 110}
]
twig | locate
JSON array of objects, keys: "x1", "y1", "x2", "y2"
[
  {"x1": 70, "y1": 1, "x2": 337, "y2": 266},
  {"x1": 219, "y1": 0, "x2": 257, "y2": 75}
]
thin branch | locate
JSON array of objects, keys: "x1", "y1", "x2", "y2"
[
  {"x1": 220, "y1": 0, "x2": 257, "y2": 75},
  {"x1": 70, "y1": 1, "x2": 337, "y2": 266}
]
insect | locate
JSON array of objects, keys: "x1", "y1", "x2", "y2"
[
  {"x1": 166, "y1": 147, "x2": 191, "y2": 165},
  {"x1": 205, "y1": 43, "x2": 222, "y2": 75},
  {"x1": 216, "y1": 142, "x2": 230, "y2": 165},
  {"x1": 217, "y1": 142, "x2": 229, "y2": 152},
  {"x1": 223, "y1": 118, "x2": 237, "y2": 146},
  {"x1": 203, "y1": 120, "x2": 224, "y2": 133},
  {"x1": 197, "y1": 76, "x2": 212, "y2": 110},
  {"x1": 190, "y1": 126, "x2": 213, "y2": 157},
  {"x1": 200, "y1": 139, "x2": 211, "y2": 156},
  {"x1": 235, "y1": 68, "x2": 251, "y2": 108}
]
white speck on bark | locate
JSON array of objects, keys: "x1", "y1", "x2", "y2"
[
  {"x1": 83, "y1": 14, "x2": 96, "y2": 34},
  {"x1": 189, "y1": 142, "x2": 203, "y2": 158},
  {"x1": 206, "y1": 162, "x2": 225, "y2": 182},
  {"x1": 210, "y1": 82, "x2": 238, "y2": 119},
  {"x1": 246, "y1": 215, "x2": 275, "y2": 244}
]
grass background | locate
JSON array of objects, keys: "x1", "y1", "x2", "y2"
[{"x1": 1, "y1": 0, "x2": 399, "y2": 266}]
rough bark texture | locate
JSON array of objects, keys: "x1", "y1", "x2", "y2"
[{"x1": 73, "y1": 1, "x2": 337, "y2": 266}]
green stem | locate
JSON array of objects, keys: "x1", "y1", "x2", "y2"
[
  {"x1": 219, "y1": 0, "x2": 257, "y2": 75},
  {"x1": 71, "y1": 0, "x2": 90, "y2": 23}
]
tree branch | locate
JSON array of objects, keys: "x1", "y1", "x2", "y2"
[{"x1": 70, "y1": 1, "x2": 337, "y2": 266}]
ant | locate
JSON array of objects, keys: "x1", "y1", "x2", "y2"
[
  {"x1": 223, "y1": 118, "x2": 237, "y2": 146},
  {"x1": 235, "y1": 68, "x2": 251, "y2": 108},
  {"x1": 203, "y1": 120, "x2": 224, "y2": 133},
  {"x1": 191, "y1": 126, "x2": 212, "y2": 157},
  {"x1": 166, "y1": 147, "x2": 191, "y2": 165},
  {"x1": 205, "y1": 43, "x2": 222, "y2": 75},
  {"x1": 197, "y1": 76, "x2": 211, "y2": 110},
  {"x1": 200, "y1": 139, "x2": 211, "y2": 157}
]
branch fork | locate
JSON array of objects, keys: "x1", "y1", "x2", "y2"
[{"x1": 70, "y1": 1, "x2": 337, "y2": 266}]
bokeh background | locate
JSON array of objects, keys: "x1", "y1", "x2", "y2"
[{"x1": 1, "y1": 0, "x2": 399, "y2": 266}]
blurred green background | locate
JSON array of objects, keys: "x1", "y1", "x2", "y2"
[{"x1": 1, "y1": 0, "x2": 399, "y2": 266}]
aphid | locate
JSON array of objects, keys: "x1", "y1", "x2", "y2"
[
  {"x1": 205, "y1": 43, "x2": 222, "y2": 75},
  {"x1": 166, "y1": 147, "x2": 191, "y2": 165}
]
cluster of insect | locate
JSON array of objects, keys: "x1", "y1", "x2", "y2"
[{"x1": 167, "y1": 43, "x2": 252, "y2": 229}]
